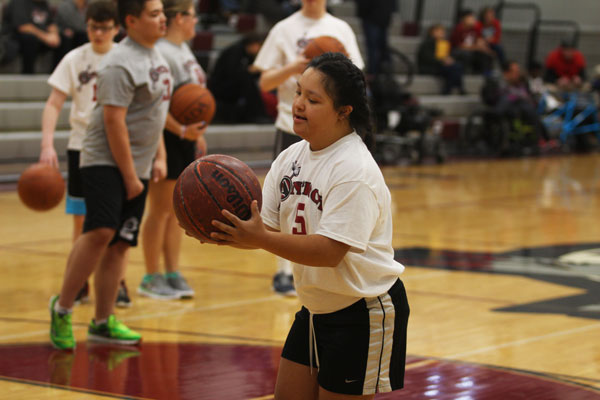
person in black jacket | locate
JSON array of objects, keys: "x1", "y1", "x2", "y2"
[
  {"x1": 4, "y1": 0, "x2": 61, "y2": 73},
  {"x1": 355, "y1": 0, "x2": 396, "y2": 78},
  {"x1": 207, "y1": 32, "x2": 272, "y2": 123},
  {"x1": 417, "y1": 24, "x2": 465, "y2": 95}
]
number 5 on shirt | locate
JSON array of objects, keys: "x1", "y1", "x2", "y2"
[{"x1": 292, "y1": 203, "x2": 306, "y2": 235}]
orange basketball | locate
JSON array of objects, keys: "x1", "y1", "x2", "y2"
[
  {"x1": 170, "y1": 83, "x2": 216, "y2": 125},
  {"x1": 173, "y1": 154, "x2": 262, "y2": 244},
  {"x1": 17, "y1": 163, "x2": 65, "y2": 211},
  {"x1": 303, "y1": 36, "x2": 348, "y2": 59}
]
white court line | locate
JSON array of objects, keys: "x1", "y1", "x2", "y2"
[
  {"x1": 446, "y1": 322, "x2": 600, "y2": 359},
  {"x1": 123, "y1": 295, "x2": 283, "y2": 323},
  {"x1": 0, "y1": 295, "x2": 284, "y2": 342},
  {"x1": 0, "y1": 329, "x2": 50, "y2": 342}
]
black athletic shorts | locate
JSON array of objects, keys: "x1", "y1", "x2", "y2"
[
  {"x1": 80, "y1": 166, "x2": 148, "y2": 246},
  {"x1": 281, "y1": 279, "x2": 410, "y2": 395},
  {"x1": 164, "y1": 129, "x2": 196, "y2": 180},
  {"x1": 66, "y1": 150, "x2": 85, "y2": 215}
]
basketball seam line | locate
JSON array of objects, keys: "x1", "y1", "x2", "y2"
[
  {"x1": 200, "y1": 159, "x2": 257, "y2": 200},
  {"x1": 179, "y1": 164, "x2": 213, "y2": 241}
]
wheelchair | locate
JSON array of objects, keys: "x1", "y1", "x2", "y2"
[
  {"x1": 537, "y1": 90, "x2": 600, "y2": 152},
  {"x1": 463, "y1": 106, "x2": 540, "y2": 157},
  {"x1": 463, "y1": 77, "x2": 543, "y2": 157},
  {"x1": 369, "y1": 49, "x2": 445, "y2": 165}
]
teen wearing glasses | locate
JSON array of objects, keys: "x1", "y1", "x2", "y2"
[{"x1": 39, "y1": 1, "x2": 134, "y2": 308}]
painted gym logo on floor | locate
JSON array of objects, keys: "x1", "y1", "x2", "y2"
[{"x1": 394, "y1": 243, "x2": 600, "y2": 320}]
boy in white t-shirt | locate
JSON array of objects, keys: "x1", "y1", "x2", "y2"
[
  {"x1": 38, "y1": 1, "x2": 132, "y2": 307},
  {"x1": 252, "y1": 0, "x2": 364, "y2": 296}
]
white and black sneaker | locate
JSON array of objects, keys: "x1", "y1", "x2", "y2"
[
  {"x1": 272, "y1": 272, "x2": 296, "y2": 296},
  {"x1": 116, "y1": 281, "x2": 132, "y2": 308}
]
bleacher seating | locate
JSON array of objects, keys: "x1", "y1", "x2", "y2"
[{"x1": 1, "y1": 0, "x2": 599, "y2": 180}]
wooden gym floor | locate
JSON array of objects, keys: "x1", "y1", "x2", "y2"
[{"x1": 0, "y1": 154, "x2": 599, "y2": 399}]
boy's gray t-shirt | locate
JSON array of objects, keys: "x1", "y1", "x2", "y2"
[
  {"x1": 81, "y1": 37, "x2": 172, "y2": 179},
  {"x1": 155, "y1": 38, "x2": 206, "y2": 88}
]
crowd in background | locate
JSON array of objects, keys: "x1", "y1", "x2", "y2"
[
  {"x1": 417, "y1": 6, "x2": 591, "y2": 94},
  {"x1": 1, "y1": 0, "x2": 599, "y2": 150}
]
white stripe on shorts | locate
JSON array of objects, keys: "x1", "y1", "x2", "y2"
[{"x1": 363, "y1": 292, "x2": 395, "y2": 394}]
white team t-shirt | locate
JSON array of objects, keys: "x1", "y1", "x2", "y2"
[
  {"x1": 261, "y1": 133, "x2": 404, "y2": 314},
  {"x1": 253, "y1": 11, "x2": 364, "y2": 134},
  {"x1": 48, "y1": 42, "x2": 108, "y2": 151}
]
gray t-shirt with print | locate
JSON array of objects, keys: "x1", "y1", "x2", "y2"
[
  {"x1": 81, "y1": 37, "x2": 172, "y2": 179},
  {"x1": 156, "y1": 38, "x2": 206, "y2": 88}
]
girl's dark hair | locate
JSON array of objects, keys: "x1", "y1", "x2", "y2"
[
  {"x1": 307, "y1": 52, "x2": 375, "y2": 150},
  {"x1": 86, "y1": 0, "x2": 119, "y2": 24}
]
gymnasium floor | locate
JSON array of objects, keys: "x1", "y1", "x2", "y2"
[{"x1": 0, "y1": 154, "x2": 599, "y2": 399}]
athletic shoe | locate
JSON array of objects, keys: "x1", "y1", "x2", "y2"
[
  {"x1": 116, "y1": 281, "x2": 132, "y2": 308},
  {"x1": 88, "y1": 315, "x2": 141, "y2": 345},
  {"x1": 166, "y1": 272, "x2": 195, "y2": 299},
  {"x1": 137, "y1": 273, "x2": 180, "y2": 300},
  {"x1": 73, "y1": 281, "x2": 90, "y2": 305},
  {"x1": 272, "y1": 272, "x2": 297, "y2": 296},
  {"x1": 49, "y1": 295, "x2": 75, "y2": 350}
]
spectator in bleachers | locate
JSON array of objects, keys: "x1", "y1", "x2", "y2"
[
  {"x1": 544, "y1": 41, "x2": 586, "y2": 91},
  {"x1": 218, "y1": 0, "x2": 240, "y2": 25},
  {"x1": 475, "y1": 6, "x2": 505, "y2": 67},
  {"x1": 55, "y1": 0, "x2": 88, "y2": 66},
  {"x1": 199, "y1": 0, "x2": 241, "y2": 25},
  {"x1": 3, "y1": 0, "x2": 61, "y2": 74},
  {"x1": 496, "y1": 60, "x2": 553, "y2": 147},
  {"x1": 354, "y1": 0, "x2": 396, "y2": 78},
  {"x1": 0, "y1": 7, "x2": 20, "y2": 65},
  {"x1": 239, "y1": 0, "x2": 298, "y2": 28},
  {"x1": 208, "y1": 32, "x2": 272, "y2": 123},
  {"x1": 450, "y1": 9, "x2": 493, "y2": 75},
  {"x1": 417, "y1": 23, "x2": 465, "y2": 95},
  {"x1": 527, "y1": 61, "x2": 545, "y2": 99},
  {"x1": 219, "y1": 0, "x2": 240, "y2": 13}
]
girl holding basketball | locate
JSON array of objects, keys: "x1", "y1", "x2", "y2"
[
  {"x1": 206, "y1": 53, "x2": 410, "y2": 399},
  {"x1": 139, "y1": 0, "x2": 207, "y2": 300}
]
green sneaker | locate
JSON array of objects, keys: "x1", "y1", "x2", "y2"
[
  {"x1": 88, "y1": 315, "x2": 141, "y2": 345},
  {"x1": 49, "y1": 295, "x2": 75, "y2": 350}
]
